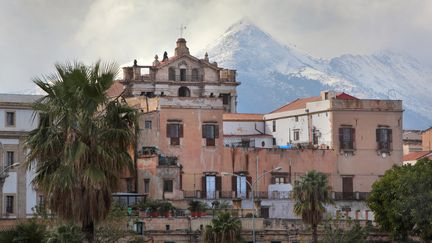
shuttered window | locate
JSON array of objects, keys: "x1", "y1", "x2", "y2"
[
  {"x1": 339, "y1": 127, "x2": 355, "y2": 150},
  {"x1": 167, "y1": 123, "x2": 183, "y2": 145},
  {"x1": 202, "y1": 124, "x2": 219, "y2": 146},
  {"x1": 376, "y1": 127, "x2": 392, "y2": 152}
]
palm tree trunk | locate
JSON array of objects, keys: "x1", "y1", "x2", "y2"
[
  {"x1": 82, "y1": 220, "x2": 95, "y2": 243},
  {"x1": 312, "y1": 223, "x2": 318, "y2": 243}
]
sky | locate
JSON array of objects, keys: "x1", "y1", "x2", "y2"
[{"x1": 1, "y1": 0, "x2": 432, "y2": 93}]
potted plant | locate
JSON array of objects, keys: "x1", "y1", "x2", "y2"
[
  {"x1": 158, "y1": 201, "x2": 174, "y2": 218},
  {"x1": 232, "y1": 198, "x2": 242, "y2": 209},
  {"x1": 188, "y1": 200, "x2": 203, "y2": 217}
]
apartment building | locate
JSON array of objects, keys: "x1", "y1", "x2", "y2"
[
  {"x1": 111, "y1": 39, "x2": 403, "y2": 222},
  {"x1": 0, "y1": 94, "x2": 42, "y2": 218}
]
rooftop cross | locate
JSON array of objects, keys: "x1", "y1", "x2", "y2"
[{"x1": 179, "y1": 25, "x2": 187, "y2": 38}]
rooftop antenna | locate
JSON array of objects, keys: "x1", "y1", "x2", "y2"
[{"x1": 179, "y1": 25, "x2": 187, "y2": 38}]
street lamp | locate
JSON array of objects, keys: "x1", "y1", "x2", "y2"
[{"x1": 222, "y1": 166, "x2": 282, "y2": 243}]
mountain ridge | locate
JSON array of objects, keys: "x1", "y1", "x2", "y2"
[{"x1": 199, "y1": 20, "x2": 432, "y2": 129}]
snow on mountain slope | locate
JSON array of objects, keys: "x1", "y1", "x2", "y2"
[{"x1": 199, "y1": 19, "x2": 432, "y2": 129}]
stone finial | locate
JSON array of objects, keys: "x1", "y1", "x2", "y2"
[
  {"x1": 175, "y1": 38, "x2": 190, "y2": 56},
  {"x1": 133, "y1": 59, "x2": 137, "y2": 66},
  {"x1": 204, "y1": 52, "x2": 209, "y2": 62},
  {"x1": 153, "y1": 55, "x2": 160, "y2": 66}
]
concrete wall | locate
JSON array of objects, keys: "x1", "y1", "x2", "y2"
[
  {"x1": 331, "y1": 106, "x2": 403, "y2": 192},
  {"x1": 422, "y1": 129, "x2": 432, "y2": 151},
  {"x1": 224, "y1": 120, "x2": 265, "y2": 135}
]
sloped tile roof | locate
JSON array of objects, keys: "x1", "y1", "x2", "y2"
[{"x1": 223, "y1": 113, "x2": 264, "y2": 121}]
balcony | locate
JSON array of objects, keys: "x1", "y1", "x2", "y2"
[
  {"x1": 333, "y1": 191, "x2": 370, "y2": 201},
  {"x1": 183, "y1": 190, "x2": 292, "y2": 200}
]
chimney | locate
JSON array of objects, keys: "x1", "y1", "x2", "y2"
[{"x1": 175, "y1": 38, "x2": 190, "y2": 56}]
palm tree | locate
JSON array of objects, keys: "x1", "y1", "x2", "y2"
[
  {"x1": 203, "y1": 211, "x2": 242, "y2": 243},
  {"x1": 292, "y1": 170, "x2": 333, "y2": 243},
  {"x1": 25, "y1": 61, "x2": 138, "y2": 242}
]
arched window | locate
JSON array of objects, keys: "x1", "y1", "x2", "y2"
[
  {"x1": 191, "y1": 68, "x2": 199, "y2": 81},
  {"x1": 168, "y1": 67, "x2": 175, "y2": 81},
  {"x1": 178, "y1": 86, "x2": 191, "y2": 97}
]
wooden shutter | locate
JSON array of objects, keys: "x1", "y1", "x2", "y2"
[
  {"x1": 231, "y1": 176, "x2": 237, "y2": 197},
  {"x1": 216, "y1": 176, "x2": 222, "y2": 197},
  {"x1": 246, "y1": 176, "x2": 252, "y2": 199},
  {"x1": 342, "y1": 177, "x2": 353, "y2": 192},
  {"x1": 166, "y1": 124, "x2": 170, "y2": 137},
  {"x1": 352, "y1": 128, "x2": 356, "y2": 150},
  {"x1": 339, "y1": 127, "x2": 344, "y2": 149},
  {"x1": 202, "y1": 125, "x2": 206, "y2": 138},
  {"x1": 389, "y1": 129, "x2": 393, "y2": 150},
  {"x1": 271, "y1": 176, "x2": 275, "y2": 184},
  {"x1": 376, "y1": 128, "x2": 380, "y2": 142},
  {"x1": 179, "y1": 124, "x2": 184, "y2": 137},
  {"x1": 214, "y1": 125, "x2": 219, "y2": 138},
  {"x1": 179, "y1": 173, "x2": 183, "y2": 190},
  {"x1": 201, "y1": 176, "x2": 206, "y2": 198}
]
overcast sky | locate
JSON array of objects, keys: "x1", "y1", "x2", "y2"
[{"x1": 1, "y1": 0, "x2": 432, "y2": 93}]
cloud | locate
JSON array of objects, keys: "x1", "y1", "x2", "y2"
[{"x1": 1, "y1": 0, "x2": 432, "y2": 93}]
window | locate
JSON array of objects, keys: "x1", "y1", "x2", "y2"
[
  {"x1": 272, "y1": 120, "x2": 276, "y2": 132},
  {"x1": 166, "y1": 122, "x2": 183, "y2": 145},
  {"x1": 294, "y1": 116, "x2": 298, "y2": 122},
  {"x1": 206, "y1": 176, "x2": 216, "y2": 199},
  {"x1": 272, "y1": 138, "x2": 276, "y2": 146},
  {"x1": 144, "y1": 179, "x2": 150, "y2": 194},
  {"x1": 191, "y1": 68, "x2": 199, "y2": 81},
  {"x1": 6, "y1": 151, "x2": 14, "y2": 167},
  {"x1": 376, "y1": 127, "x2": 392, "y2": 152},
  {"x1": 6, "y1": 112, "x2": 15, "y2": 126},
  {"x1": 180, "y1": 68, "x2": 186, "y2": 81},
  {"x1": 342, "y1": 177, "x2": 354, "y2": 200},
  {"x1": 178, "y1": 86, "x2": 190, "y2": 97},
  {"x1": 202, "y1": 124, "x2": 219, "y2": 146},
  {"x1": 126, "y1": 178, "x2": 133, "y2": 192},
  {"x1": 163, "y1": 180, "x2": 173, "y2": 193},
  {"x1": 221, "y1": 94, "x2": 230, "y2": 105},
  {"x1": 145, "y1": 120, "x2": 152, "y2": 129},
  {"x1": 6, "y1": 196, "x2": 14, "y2": 214},
  {"x1": 293, "y1": 129, "x2": 300, "y2": 141},
  {"x1": 237, "y1": 175, "x2": 247, "y2": 199},
  {"x1": 273, "y1": 177, "x2": 285, "y2": 184},
  {"x1": 271, "y1": 172, "x2": 289, "y2": 184},
  {"x1": 168, "y1": 67, "x2": 175, "y2": 81},
  {"x1": 339, "y1": 127, "x2": 355, "y2": 150}
]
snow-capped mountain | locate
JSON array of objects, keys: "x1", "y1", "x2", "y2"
[{"x1": 199, "y1": 19, "x2": 432, "y2": 129}]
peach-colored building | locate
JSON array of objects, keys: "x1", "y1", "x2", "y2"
[
  {"x1": 422, "y1": 127, "x2": 432, "y2": 151},
  {"x1": 115, "y1": 39, "x2": 403, "y2": 217}
]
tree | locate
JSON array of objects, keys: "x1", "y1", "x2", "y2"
[
  {"x1": 321, "y1": 215, "x2": 370, "y2": 243},
  {"x1": 292, "y1": 170, "x2": 333, "y2": 243},
  {"x1": 203, "y1": 211, "x2": 242, "y2": 243},
  {"x1": 0, "y1": 220, "x2": 47, "y2": 243},
  {"x1": 26, "y1": 61, "x2": 138, "y2": 242},
  {"x1": 367, "y1": 158, "x2": 432, "y2": 241}
]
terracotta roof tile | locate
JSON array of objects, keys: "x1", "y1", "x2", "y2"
[
  {"x1": 270, "y1": 96, "x2": 321, "y2": 114},
  {"x1": 403, "y1": 151, "x2": 431, "y2": 161},
  {"x1": 106, "y1": 81, "x2": 124, "y2": 98},
  {"x1": 223, "y1": 113, "x2": 264, "y2": 121}
]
